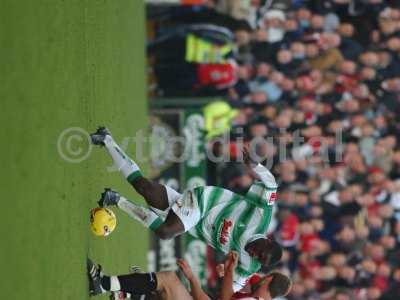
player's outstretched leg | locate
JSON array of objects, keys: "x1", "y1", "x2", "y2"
[
  {"x1": 90, "y1": 127, "x2": 170, "y2": 210},
  {"x1": 97, "y1": 188, "x2": 185, "y2": 239},
  {"x1": 87, "y1": 258, "x2": 158, "y2": 296},
  {"x1": 98, "y1": 188, "x2": 163, "y2": 231},
  {"x1": 109, "y1": 266, "x2": 142, "y2": 300}
]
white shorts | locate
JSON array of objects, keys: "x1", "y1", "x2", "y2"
[
  {"x1": 171, "y1": 189, "x2": 201, "y2": 232},
  {"x1": 150, "y1": 185, "x2": 182, "y2": 220},
  {"x1": 150, "y1": 185, "x2": 201, "y2": 231}
]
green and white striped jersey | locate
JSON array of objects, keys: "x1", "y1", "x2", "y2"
[{"x1": 188, "y1": 164, "x2": 278, "y2": 290}]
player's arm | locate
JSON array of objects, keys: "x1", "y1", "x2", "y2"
[
  {"x1": 216, "y1": 259, "x2": 250, "y2": 293},
  {"x1": 220, "y1": 251, "x2": 239, "y2": 300},
  {"x1": 177, "y1": 259, "x2": 211, "y2": 300},
  {"x1": 252, "y1": 163, "x2": 278, "y2": 189},
  {"x1": 243, "y1": 145, "x2": 277, "y2": 189}
]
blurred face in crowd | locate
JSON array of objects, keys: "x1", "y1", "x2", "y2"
[
  {"x1": 311, "y1": 218, "x2": 324, "y2": 232},
  {"x1": 339, "y1": 60, "x2": 357, "y2": 75},
  {"x1": 380, "y1": 235, "x2": 396, "y2": 250},
  {"x1": 313, "y1": 266, "x2": 336, "y2": 281},
  {"x1": 377, "y1": 263, "x2": 391, "y2": 277},
  {"x1": 302, "y1": 125, "x2": 321, "y2": 138},
  {"x1": 310, "y1": 69, "x2": 322, "y2": 82},
  {"x1": 360, "y1": 67, "x2": 376, "y2": 80},
  {"x1": 374, "y1": 114, "x2": 387, "y2": 129},
  {"x1": 360, "y1": 51, "x2": 379, "y2": 67},
  {"x1": 297, "y1": 8, "x2": 312, "y2": 22},
  {"x1": 279, "y1": 160, "x2": 296, "y2": 182},
  {"x1": 389, "y1": 8, "x2": 400, "y2": 19},
  {"x1": 378, "y1": 51, "x2": 392, "y2": 66},
  {"x1": 382, "y1": 78, "x2": 400, "y2": 92},
  {"x1": 270, "y1": 71, "x2": 284, "y2": 84},
  {"x1": 336, "y1": 293, "x2": 351, "y2": 300},
  {"x1": 394, "y1": 268, "x2": 400, "y2": 281},
  {"x1": 322, "y1": 32, "x2": 341, "y2": 48},
  {"x1": 277, "y1": 49, "x2": 292, "y2": 65},
  {"x1": 306, "y1": 43, "x2": 319, "y2": 58},
  {"x1": 369, "y1": 244, "x2": 385, "y2": 261},
  {"x1": 367, "y1": 287, "x2": 381, "y2": 300},
  {"x1": 292, "y1": 110, "x2": 305, "y2": 123},
  {"x1": 262, "y1": 105, "x2": 277, "y2": 119},
  {"x1": 311, "y1": 14, "x2": 324, "y2": 31},
  {"x1": 233, "y1": 110, "x2": 248, "y2": 126},
  {"x1": 295, "y1": 193, "x2": 308, "y2": 206},
  {"x1": 338, "y1": 187, "x2": 355, "y2": 203},
  {"x1": 367, "y1": 168, "x2": 385, "y2": 184},
  {"x1": 249, "y1": 123, "x2": 268, "y2": 137},
  {"x1": 254, "y1": 29, "x2": 268, "y2": 42},
  {"x1": 235, "y1": 30, "x2": 251, "y2": 46},
  {"x1": 296, "y1": 75, "x2": 313, "y2": 91},
  {"x1": 345, "y1": 142, "x2": 359, "y2": 155},
  {"x1": 298, "y1": 97, "x2": 317, "y2": 112},
  {"x1": 348, "y1": 154, "x2": 366, "y2": 173},
  {"x1": 387, "y1": 37, "x2": 400, "y2": 51},
  {"x1": 284, "y1": 19, "x2": 298, "y2": 31},
  {"x1": 379, "y1": 19, "x2": 398, "y2": 35},
  {"x1": 251, "y1": 91, "x2": 268, "y2": 104},
  {"x1": 392, "y1": 150, "x2": 400, "y2": 166},
  {"x1": 340, "y1": 99, "x2": 360, "y2": 113},
  {"x1": 309, "y1": 205, "x2": 322, "y2": 217},
  {"x1": 290, "y1": 42, "x2": 306, "y2": 59},
  {"x1": 237, "y1": 65, "x2": 251, "y2": 80},
  {"x1": 257, "y1": 63, "x2": 271, "y2": 78},
  {"x1": 274, "y1": 113, "x2": 292, "y2": 128},
  {"x1": 351, "y1": 114, "x2": 367, "y2": 127},
  {"x1": 379, "y1": 204, "x2": 394, "y2": 219},
  {"x1": 339, "y1": 266, "x2": 356, "y2": 282},
  {"x1": 338, "y1": 23, "x2": 355, "y2": 37},
  {"x1": 361, "y1": 124, "x2": 375, "y2": 137},
  {"x1": 279, "y1": 78, "x2": 295, "y2": 91},
  {"x1": 250, "y1": 0, "x2": 261, "y2": 6},
  {"x1": 328, "y1": 253, "x2": 346, "y2": 268},
  {"x1": 337, "y1": 227, "x2": 355, "y2": 243},
  {"x1": 290, "y1": 282, "x2": 305, "y2": 297},
  {"x1": 362, "y1": 259, "x2": 377, "y2": 273},
  {"x1": 265, "y1": 17, "x2": 284, "y2": 29}
]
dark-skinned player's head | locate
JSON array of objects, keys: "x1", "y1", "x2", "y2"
[
  {"x1": 268, "y1": 271, "x2": 292, "y2": 298},
  {"x1": 245, "y1": 236, "x2": 283, "y2": 266}
]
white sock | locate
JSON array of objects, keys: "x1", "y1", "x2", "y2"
[
  {"x1": 150, "y1": 206, "x2": 169, "y2": 221},
  {"x1": 109, "y1": 276, "x2": 121, "y2": 292},
  {"x1": 118, "y1": 197, "x2": 163, "y2": 231},
  {"x1": 103, "y1": 135, "x2": 142, "y2": 183}
]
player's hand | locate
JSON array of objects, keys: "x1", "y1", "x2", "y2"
[
  {"x1": 177, "y1": 259, "x2": 195, "y2": 281},
  {"x1": 216, "y1": 264, "x2": 225, "y2": 278},
  {"x1": 242, "y1": 144, "x2": 256, "y2": 166},
  {"x1": 224, "y1": 251, "x2": 239, "y2": 273}
]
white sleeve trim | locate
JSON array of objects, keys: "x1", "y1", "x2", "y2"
[{"x1": 253, "y1": 163, "x2": 278, "y2": 189}]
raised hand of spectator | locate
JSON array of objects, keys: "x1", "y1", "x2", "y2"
[{"x1": 177, "y1": 259, "x2": 195, "y2": 281}]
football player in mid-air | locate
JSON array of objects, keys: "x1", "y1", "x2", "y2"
[
  {"x1": 90, "y1": 127, "x2": 282, "y2": 290},
  {"x1": 87, "y1": 252, "x2": 292, "y2": 300}
]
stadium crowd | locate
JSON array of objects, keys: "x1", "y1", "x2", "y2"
[{"x1": 150, "y1": 1, "x2": 400, "y2": 299}]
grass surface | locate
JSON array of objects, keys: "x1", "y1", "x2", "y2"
[{"x1": 1, "y1": 1, "x2": 148, "y2": 299}]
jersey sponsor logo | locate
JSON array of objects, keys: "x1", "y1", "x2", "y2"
[
  {"x1": 219, "y1": 219, "x2": 233, "y2": 245},
  {"x1": 268, "y1": 192, "x2": 276, "y2": 205}
]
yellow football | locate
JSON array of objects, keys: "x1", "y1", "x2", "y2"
[{"x1": 90, "y1": 207, "x2": 117, "y2": 237}]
